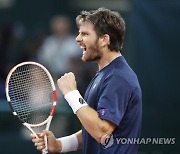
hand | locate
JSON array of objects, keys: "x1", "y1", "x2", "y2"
[
  {"x1": 57, "y1": 72, "x2": 77, "y2": 95},
  {"x1": 31, "y1": 130, "x2": 62, "y2": 153}
]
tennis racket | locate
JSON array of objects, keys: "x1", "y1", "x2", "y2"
[{"x1": 5, "y1": 61, "x2": 57, "y2": 154}]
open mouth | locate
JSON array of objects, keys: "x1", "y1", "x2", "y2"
[{"x1": 80, "y1": 45, "x2": 87, "y2": 54}]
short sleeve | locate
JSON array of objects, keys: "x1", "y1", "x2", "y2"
[{"x1": 97, "y1": 74, "x2": 131, "y2": 126}]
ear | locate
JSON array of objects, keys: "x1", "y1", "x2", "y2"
[{"x1": 99, "y1": 34, "x2": 110, "y2": 47}]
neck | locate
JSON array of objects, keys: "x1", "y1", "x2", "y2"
[{"x1": 97, "y1": 51, "x2": 122, "y2": 70}]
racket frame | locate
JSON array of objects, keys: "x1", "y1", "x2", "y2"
[{"x1": 5, "y1": 61, "x2": 57, "y2": 153}]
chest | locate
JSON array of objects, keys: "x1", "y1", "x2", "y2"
[{"x1": 84, "y1": 73, "x2": 104, "y2": 109}]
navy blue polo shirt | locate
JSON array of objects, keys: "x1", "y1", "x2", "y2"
[{"x1": 82, "y1": 56, "x2": 142, "y2": 154}]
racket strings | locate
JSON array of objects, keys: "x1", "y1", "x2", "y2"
[{"x1": 8, "y1": 64, "x2": 54, "y2": 125}]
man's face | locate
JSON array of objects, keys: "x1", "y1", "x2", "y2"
[{"x1": 76, "y1": 22, "x2": 102, "y2": 62}]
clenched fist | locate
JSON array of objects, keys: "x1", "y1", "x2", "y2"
[{"x1": 57, "y1": 72, "x2": 77, "y2": 95}]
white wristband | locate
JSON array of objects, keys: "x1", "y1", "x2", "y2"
[
  {"x1": 64, "y1": 90, "x2": 88, "y2": 114},
  {"x1": 58, "y1": 134, "x2": 78, "y2": 153}
]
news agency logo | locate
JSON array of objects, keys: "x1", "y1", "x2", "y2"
[
  {"x1": 102, "y1": 136, "x2": 176, "y2": 149},
  {"x1": 102, "y1": 134, "x2": 114, "y2": 149},
  {"x1": 116, "y1": 138, "x2": 176, "y2": 145}
]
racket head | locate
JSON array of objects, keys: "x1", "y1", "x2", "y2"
[{"x1": 5, "y1": 61, "x2": 57, "y2": 127}]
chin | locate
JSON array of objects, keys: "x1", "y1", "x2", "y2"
[
  {"x1": 81, "y1": 55, "x2": 90, "y2": 62},
  {"x1": 81, "y1": 56, "x2": 86, "y2": 62},
  {"x1": 81, "y1": 54, "x2": 100, "y2": 62},
  {"x1": 81, "y1": 56, "x2": 88, "y2": 62}
]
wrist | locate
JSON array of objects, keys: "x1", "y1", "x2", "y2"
[
  {"x1": 55, "y1": 139, "x2": 62, "y2": 153},
  {"x1": 64, "y1": 90, "x2": 88, "y2": 114},
  {"x1": 58, "y1": 134, "x2": 78, "y2": 153}
]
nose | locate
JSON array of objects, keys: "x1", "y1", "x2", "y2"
[{"x1": 76, "y1": 33, "x2": 82, "y2": 43}]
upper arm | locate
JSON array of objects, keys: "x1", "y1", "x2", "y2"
[{"x1": 97, "y1": 74, "x2": 131, "y2": 126}]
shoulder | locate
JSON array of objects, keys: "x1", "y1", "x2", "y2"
[{"x1": 103, "y1": 61, "x2": 139, "y2": 90}]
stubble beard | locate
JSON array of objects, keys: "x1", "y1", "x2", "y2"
[{"x1": 81, "y1": 40, "x2": 102, "y2": 62}]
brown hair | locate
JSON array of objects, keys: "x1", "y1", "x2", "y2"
[{"x1": 76, "y1": 7, "x2": 125, "y2": 52}]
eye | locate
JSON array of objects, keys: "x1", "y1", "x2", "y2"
[{"x1": 81, "y1": 32, "x2": 88, "y2": 36}]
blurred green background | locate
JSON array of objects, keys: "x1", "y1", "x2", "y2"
[{"x1": 0, "y1": 0, "x2": 180, "y2": 153}]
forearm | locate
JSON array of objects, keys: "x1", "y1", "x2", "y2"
[{"x1": 76, "y1": 106, "x2": 115, "y2": 143}]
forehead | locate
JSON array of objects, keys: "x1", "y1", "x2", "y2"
[{"x1": 78, "y1": 21, "x2": 95, "y2": 32}]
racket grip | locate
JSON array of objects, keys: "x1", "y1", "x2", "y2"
[
  {"x1": 42, "y1": 135, "x2": 48, "y2": 154},
  {"x1": 42, "y1": 149, "x2": 48, "y2": 154}
]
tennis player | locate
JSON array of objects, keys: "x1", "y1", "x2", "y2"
[{"x1": 32, "y1": 7, "x2": 142, "y2": 154}]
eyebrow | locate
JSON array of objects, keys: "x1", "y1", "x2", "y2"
[{"x1": 79, "y1": 30, "x2": 89, "y2": 34}]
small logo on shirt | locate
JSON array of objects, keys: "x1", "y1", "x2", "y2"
[
  {"x1": 99, "y1": 108, "x2": 107, "y2": 116},
  {"x1": 79, "y1": 97, "x2": 86, "y2": 104},
  {"x1": 93, "y1": 83, "x2": 97, "y2": 89}
]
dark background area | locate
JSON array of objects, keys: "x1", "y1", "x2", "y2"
[{"x1": 0, "y1": 0, "x2": 179, "y2": 153}]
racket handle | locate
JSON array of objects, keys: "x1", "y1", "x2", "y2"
[
  {"x1": 42, "y1": 149, "x2": 48, "y2": 154},
  {"x1": 42, "y1": 116, "x2": 53, "y2": 154},
  {"x1": 42, "y1": 135, "x2": 48, "y2": 154}
]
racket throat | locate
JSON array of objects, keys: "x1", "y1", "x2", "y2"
[{"x1": 23, "y1": 123, "x2": 39, "y2": 139}]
